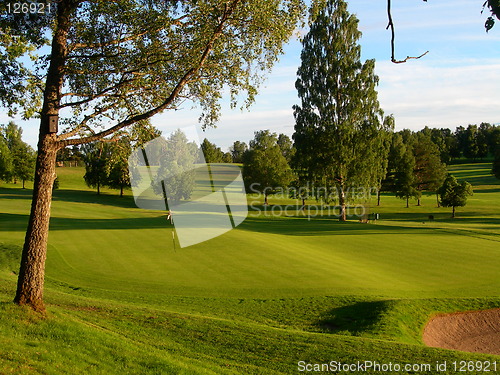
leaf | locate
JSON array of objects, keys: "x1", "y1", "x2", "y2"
[{"x1": 485, "y1": 16, "x2": 495, "y2": 32}]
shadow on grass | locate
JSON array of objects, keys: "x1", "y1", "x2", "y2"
[
  {"x1": 316, "y1": 300, "x2": 392, "y2": 335},
  {"x1": 0, "y1": 186, "x2": 137, "y2": 209}
]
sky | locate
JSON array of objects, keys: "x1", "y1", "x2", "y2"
[{"x1": 2, "y1": 0, "x2": 500, "y2": 151}]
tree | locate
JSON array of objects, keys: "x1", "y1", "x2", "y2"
[
  {"x1": 277, "y1": 133, "x2": 295, "y2": 163},
  {"x1": 106, "y1": 139, "x2": 133, "y2": 197},
  {"x1": 201, "y1": 138, "x2": 225, "y2": 164},
  {"x1": 11, "y1": 142, "x2": 36, "y2": 189},
  {"x1": 293, "y1": 0, "x2": 393, "y2": 221},
  {"x1": 1, "y1": 0, "x2": 304, "y2": 311},
  {"x1": 151, "y1": 129, "x2": 199, "y2": 205},
  {"x1": 412, "y1": 133, "x2": 447, "y2": 206},
  {"x1": 0, "y1": 122, "x2": 36, "y2": 186},
  {"x1": 82, "y1": 142, "x2": 112, "y2": 195},
  {"x1": 229, "y1": 141, "x2": 248, "y2": 163},
  {"x1": 243, "y1": 130, "x2": 294, "y2": 205},
  {"x1": 0, "y1": 136, "x2": 13, "y2": 181},
  {"x1": 463, "y1": 125, "x2": 480, "y2": 160},
  {"x1": 392, "y1": 137, "x2": 420, "y2": 208},
  {"x1": 438, "y1": 174, "x2": 473, "y2": 218}
]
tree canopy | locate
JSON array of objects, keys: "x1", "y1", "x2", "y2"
[
  {"x1": 293, "y1": 0, "x2": 393, "y2": 221},
  {"x1": 438, "y1": 174, "x2": 473, "y2": 218}
]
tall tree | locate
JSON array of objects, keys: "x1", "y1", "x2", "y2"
[
  {"x1": 277, "y1": 133, "x2": 295, "y2": 163},
  {"x1": 243, "y1": 130, "x2": 294, "y2": 205},
  {"x1": 438, "y1": 174, "x2": 473, "y2": 218},
  {"x1": 82, "y1": 142, "x2": 112, "y2": 195},
  {"x1": 0, "y1": 122, "x2": 36, "y2": 186},
  {"x1": 201, "y1": 138, "x2": 225, "y2": 164},
  {"x1": 392, "y1": 137, "x2": 420, "y2": 208},
  {"x1": 106, "y1": 139, "x2": 133, "y2": 197},
  {"x1": 412, "y1": 133, "x2": 447, "y2": 206},
  {"x1": 151, "y1": 129, "x2": 199, "y2": 205},
  {"x1": 11, "y1": 142, "x2": 36, "y2": 189},
  {"x1": 293, "y1": 0, "x2": 393, "y2": 221},
  {"x1": 229, "y1": 141, "x2": 248, "y2": 163},
  {"x1": 1, "y1": 0, "x2": 304, "y2": 311}
]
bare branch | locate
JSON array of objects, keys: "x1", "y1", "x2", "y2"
[{"x1": 386, "y1": 0, "x2": 429, "y2": 63}]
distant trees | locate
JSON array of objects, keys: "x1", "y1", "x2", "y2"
[
  {"x1": 0, "y1": 122, "x2": 36, "y2": 187},
  {"x1": 438, "y1": 174, "x2": 473, "y2": 218},
  {"x1": 292, "y1": 0, "x2": 393, "y2": 221},
  {"x1": 152, "y1": 130, "x2": 199, "y2": 205},
  {"x1": 229, "y1": 141, "x2": 248, "y2": 163},
  {"x1": 243, "y1": 130, "x2": 294, "y2": 205},
  {"x1": 82, "y1": 142, "x2": 112, "y2": 195},
  {"x1": 201, "y1": 138, "x2": 230, "y2": 164}
]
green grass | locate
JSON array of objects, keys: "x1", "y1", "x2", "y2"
[{"x1": 0, "y1": 163, "x2": 499, "y2": 373}]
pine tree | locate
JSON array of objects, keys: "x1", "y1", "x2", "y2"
[{"x1": 292, "y1": 0, "x2": 392, "y2": 221}]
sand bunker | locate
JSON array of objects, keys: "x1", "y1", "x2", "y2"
[{"x1": 423, "y1": 308, "x2": 500, "y2": 355}]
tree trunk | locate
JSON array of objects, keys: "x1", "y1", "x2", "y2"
[
  {"x1": 406, "y1": 197, "x2": 409, "y2": 208},
  {"x1": 452, "y1": 206, "x2": 455, "y2": 218},
  {"x1": 22, "y1": 180, "x2": 26, "y2": 189},
  {"x1": 14, "y1": 0, "x2": 72, "y2": 312},
  {"x1": 301, "y1": 197, "x2": 306, "y2": 210},
  {"x1": 338, "y1": 183, "x2": 346, "y2": 221},
  {"x1": 377, "y1": 189, "x2": 381, "y2": 206},
  {"x1": 264, "y1": 193, "x2": 268, "y2": 206},
  {"x1": 417, "y1": 197, "x2": 421, "y2": 206},
  {"x1": 14, "y1": 138, "x2": 58, "y2": 312},
  {"x1": 97, "y1": 181, "x2": 100, "y2": 195},
  {"x1": 436, "y1": 192, "x2": 440, "y2": 208},
  {"x1": 120, "y1": 185, "x2": 124, "y2": 197}
]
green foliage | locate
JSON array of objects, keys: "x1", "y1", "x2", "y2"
[
  {"x1": 106, "y1": 139, "x2": 133, "y2": 197},
  {"x1": 229, "y1": 141, "x2": 248, "y2": 163},
  {"x1": 412, "y1": 133, "x2": 447, "y2": 196},
  {"x1": 293, "y1": 0, "x2": 392, "y2": 219},
  {"x1": 277, "y1": 133, "x2": 295, "y2": 162},
  {"x1": 152, "y1": 129, "x2": 199, "y2": 205},
  {"x1": 0, "y1": 122, "x2": 36, "y2": 186},
  {"x1": 1, "y1": 0, "x2": 305, "y2": 136},
  {"x1": 438, "y1": 174, "x2": 473, "y2": 217},
  {"x1": 0, "y1": 136, "x2": 13, "y2": 181},
  {"x1": 243, "y1": 130, "x2": 294, "y2": 203},
  {"x1": 201, "y1": 138, "x2": 226, "y2": 163},
  {"x1": 82, "y1": 142, "x2": 112, "y2": 194},
  {"x1": 391, "y1": 135, "x2": 420, "y2": 207}
]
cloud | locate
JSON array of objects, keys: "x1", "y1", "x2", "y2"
[{"x1": 375, "y1": 60, "x2": 500, "y2": 129}]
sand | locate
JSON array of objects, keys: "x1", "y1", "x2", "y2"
[{"x1": 422, "y1": 308, "x2": 500, "y2": 355}]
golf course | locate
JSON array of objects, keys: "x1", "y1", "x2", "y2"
[{"x1": 0, "y1": 162, "x2": 499, "y2": 374}]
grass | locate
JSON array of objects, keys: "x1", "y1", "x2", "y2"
[{"x1": 0, "y1": 163, "x2": 499, "y2": 373}]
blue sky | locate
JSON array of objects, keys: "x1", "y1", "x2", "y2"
[{"x1": 3, "y1": 0, "x2": 500, "y2": 151}]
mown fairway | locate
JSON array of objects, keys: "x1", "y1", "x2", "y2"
[{"x1": 0, "y1": 163, "x2": 499, "y2": 373}]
